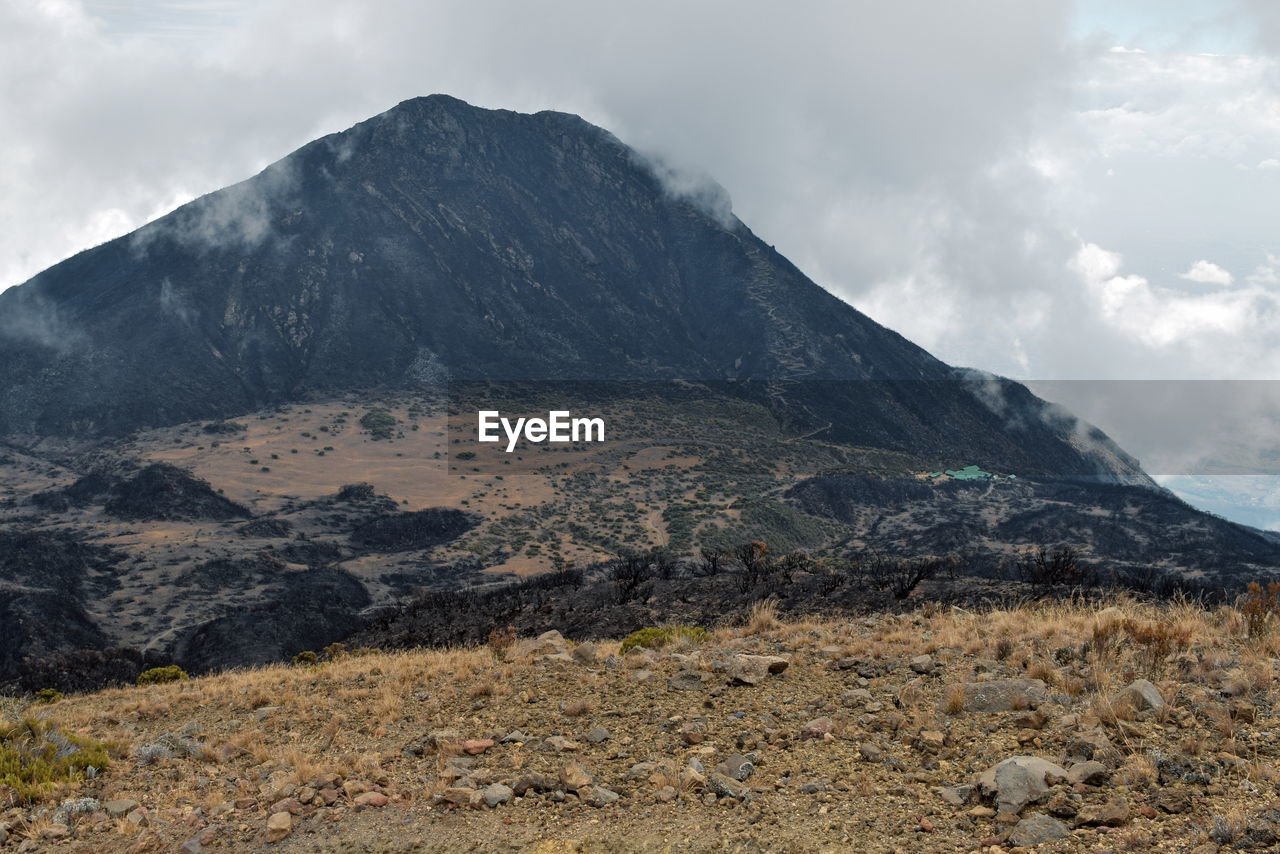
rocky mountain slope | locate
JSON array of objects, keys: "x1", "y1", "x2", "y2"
[
  {"x1": 3, "y1": 391, "x2": 1277, "y2": 695},
  {"x1": 0, "y1": 94, "x2": 1141, "y2": 481},
  {"x1": 2, "y1": 95, "x2": 1278, "y2": 694},
  {"x1": 3, "y1": 599, "x2": 1279, "y2": 852}
]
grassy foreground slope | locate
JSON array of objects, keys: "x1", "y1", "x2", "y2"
[{"x1": 4, "y1": 596, "x2": 1280, "y2": 852}]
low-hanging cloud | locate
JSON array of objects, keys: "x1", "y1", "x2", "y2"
[
  {"x1": 632, "y1": 150, "x2": 737, "y2": 231},
  {"x1": 2, "y1": 0, "x2": 1279, "y2": 395}
]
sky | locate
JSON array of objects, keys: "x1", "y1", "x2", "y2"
[{"x1": 3, "y1": 0, "x2": 1280, "y2": 520}]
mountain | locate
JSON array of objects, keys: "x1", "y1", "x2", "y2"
[
  {"x1": 0, "y1": 95, "x2": 1138, "y2": 480},
  {"x1": 3, "y1": 95, "x2": 1278, "y2": 691}
]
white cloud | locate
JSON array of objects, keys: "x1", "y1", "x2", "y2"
[
  {"x1": 3, "y1": 0, "x2": 1280, "y2": 393},
  {"x1": 1073, "y1": 242, "x2": 1280, "y2": 371},
  {"x1": 1259, "y1": 158, "x2": 1280, "y2": 169},
  {"x1": 1247, "y1": 253, "x2": 1280, "y2": 284},
  {"x1": 1179, "y1": 259, "x2": 1235, "y2": 285}
]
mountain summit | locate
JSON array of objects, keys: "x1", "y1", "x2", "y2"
[{"x1": 0, "y1": 95, "x2": 1138, "y2": 478}]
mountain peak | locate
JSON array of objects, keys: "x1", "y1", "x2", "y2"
[{"x1": 0, "y1": 96, "x2": 1144, "y2": 482}]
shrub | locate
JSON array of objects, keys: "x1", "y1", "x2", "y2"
[
  {"x1": 620, "y1": 625, "x2": 710, "y2": 654},
  {"x1": 202, "y1": 421, "x2": 246, "y2": 434},
  {"x1": 1241, "y1": 581, "x2": 1280, "y2": 639},
  {"x1": 291, "y1": 651, "x2": 318, "y2": 666},
  {"x1": 360, "y1": 408, "x2": 397, "y2": 440},
  {"x1": 0, "y1": 718, "x2": 112, "y2": 803},
  {"x1": 136, "y1": 666, "x2": 189, "y2": 686},
  {"x1": 33, "y1": 689, "x2": 63, "y2": 705},
  {"x1": 611, "y1": 553, "x2": 652, "y2": 602},
  {"x1": 1016, "y1": 546, "x2": 1088, "y2": 587},
  {"x1": 322, "y1": 642, "x2": 348, "y2": 661},
  {"x1": 860, "y1": 553, "x2": 948, "y2": 599},
  {"x1": 487, "y1": 625, "x2": 517, "y2": 652},
  {"x1": 733, "y1": 541, "x2": 771, "y2": 592},
  {"x1": 697, "y1": 546, "x2": 727, "y2": 576}
]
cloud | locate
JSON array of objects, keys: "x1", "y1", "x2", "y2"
[
  {"x1": 1180, "y1": 259, "x2": 1235, "y2": 286},
  {"x1": 2, "y1": 0, "x2": 1279, "y2": 396},
  {"x1": 1072, "y1": 242, "x2": 1280, "y2": 369},
  {"x1": 1247, "y1": 253, "x2": 1280, "y2": 284},
  {"x1": 632, "y1": 150, "x2": 737, "y2": 231},
  {"x1": 7, "y1": 0, "x2": 1280, "y2": 526}
]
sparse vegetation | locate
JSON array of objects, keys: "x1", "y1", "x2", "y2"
[
  {"x1": 619, "y1": 625, "x2": 709, "y2": 653},
  {"x1": 33, "y1": 688, "x2": 63, "y2": 705},
  {"x1": 1241, "y1": 580, "x2": 1280, "y2": 639},
  {"x1": 0, "y1": 718, "x2": 112, "y2": 803},
  {"x1": 136, "y1": 665, "x2": 189, "y2": 686},
  {"x1": 14, "y1": 595, "x2": 1280, "y2": 851},
  {"x1": 360, "y1": 408, "x2": 398, "y2": 440}
]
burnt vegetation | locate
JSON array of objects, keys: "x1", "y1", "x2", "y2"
[
  {"x1": 102, "y1": 463, "x2": 249, "y2": 522},
  {"x1": 349, "y1": 507, "x2": 478, "y2": 551},
  {"x1": 350, "y1": 536, "x2": 1234, "y2": 655}
]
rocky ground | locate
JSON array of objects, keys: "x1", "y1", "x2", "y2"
[{"x1": 4, "y1": 597, "x2": 1280, "y2": 852}]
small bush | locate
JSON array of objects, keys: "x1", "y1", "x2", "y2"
[
  {"x1": 136, "y1": 666, "x2": 189, "y2": 686},
  {"x1": 0, "y1": 718, "x2": 112, "y2": 803},
  {"x1": 360, "y1": 409, "x2": 397, "y2": 440},
  {"x1": 1241, "y1": 581, "x2": 1280, "y2": 639},
  {"x1": 291, "y1": 651, "x2": 318, "y2": 666},
  {"x1": 1017, "y1": 546, "x2": 1089, "y2": 587},
  {"x1": 620, "y1": 625, "x2": 710, "y2": 654},
  {"x1": 33, "y1": 689, "x2": 63, "y2": 705},
  {"x1": 202, "y1": 421, "x2": 246, "y2": 435},
  {"x1": 697, "y1": 545, "x2": 726, "y2": 576},
  {"x1": 487, "y1": 625, "x2": 517, "y2": 652}
]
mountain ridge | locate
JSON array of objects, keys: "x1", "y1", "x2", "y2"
[{"x1": 0, "y1": 94, "x2": 1143, "y2": 483}]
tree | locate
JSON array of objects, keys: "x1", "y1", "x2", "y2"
[
  {"x1": 697, "y1": 546, "x2": 727, "y2": 576},
  {"x1": 1017, "y1": 546, "x2": 1086, "y2": 587}
]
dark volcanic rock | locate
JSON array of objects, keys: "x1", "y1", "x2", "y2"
[
  {"x1": 30, "y1": 470, "x2": 116, "y2": 511},
  {"x1": 0, "y1": 589, "x2": 107, "y2": 682},
  {"x1": 175, "y1": 554, "x2": 285, "y2": 592},
  {"x1": 239, "y1": 518, "x2": 293, "y2": 538},
  {"x1": 3, "y1": 645, "x2": 171, "y2": 694},
  {"x1": 169, "y1": 567, "x2": 371, "y2": 672},
  {"x1": 0, "y1": 530, "x2": 121, "y2": 596},
  {"x1": 0, "y1": 95, "x2": 1145, "y2": 484},
  {"x1": 103, "y1": 463, "x2": 249, "y2": 521},
  {"x1": 349, "y1": 508, "x2": 477, "y2": 552},
  {"x1": 0, "y1": 530, "x2": 126, "y2": 686}
]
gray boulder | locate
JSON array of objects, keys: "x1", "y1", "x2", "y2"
[
  {"x1": 727, "y1": 654, "x2": 790, "y2": 686},
  {"x1": 977, "y1": 755, "x2": 1068, "y2": 815},
  {"x1": 1009, "y1": 812, "x2": 1070, "y2": 846},
  {"x1": 955, "y1": 678, "x2": 1048, "y2": 712}
]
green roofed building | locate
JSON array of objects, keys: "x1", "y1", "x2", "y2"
[{"x1": 944, "y1": 465, "x2": 992, "y2": 480}]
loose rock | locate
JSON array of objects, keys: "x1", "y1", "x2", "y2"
[
  {"x1": 956, "y1": 679, "x2": 1048, "y2": 713},
  {"x1": 265, "y1": 811, "x2": 292, "y2": 843},
  {"x1": 977, "y1": 756, "x2": 1068, "y2": 815},
  {"x1": 727, "y1": 654, "x2": 789, "y2": 686},
  {"x1": 1009, "y1": 812, "x2": 1070, "y2": 847}
]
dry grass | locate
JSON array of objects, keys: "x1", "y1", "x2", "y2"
[
  {"x1": 12, "y1": 592, "x2": 1279, "y2": 853},
  {"x1": 942, "y1": 684, "x2": 965, "y2": 715},
  {"x1": 744, "y1": 598, "x2": 780, "y2": 634},
  {"x1": 561, "y1": 698, "x2": 596, "y2": 717}
]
